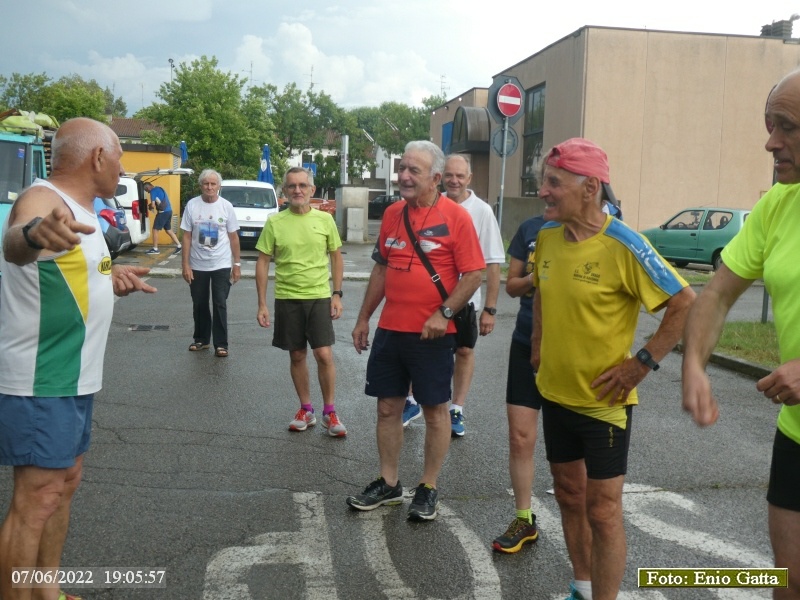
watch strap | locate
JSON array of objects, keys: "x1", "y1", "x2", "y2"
[{"x1": 22, "y1": 217, "x2": 44, "y2": 250}]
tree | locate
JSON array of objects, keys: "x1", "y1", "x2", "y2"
[
  {"x1": 0, "y1": 72, "x2": 127, "y2": 120},
  {"x1": 40, "y1": 75, "x2": 106, "y2": 122},
  {"x1": 137, "y1": 56, "x2": 280, "y2": 187},
  {"x1": 0, "y1": 72, "x2": 51, "y2": 111}
]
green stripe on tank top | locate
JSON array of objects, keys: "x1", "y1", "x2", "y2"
[{"x1": 34, "y1": 261, "x2": 85, "y2": 396}]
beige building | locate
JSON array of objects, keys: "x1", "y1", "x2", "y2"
[{"x1": 430, "y1": 25, "x2": 800, "y2": 235}]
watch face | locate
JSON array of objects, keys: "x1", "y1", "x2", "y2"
[{"x1": 441, "y1": 306, "x2": 454, "y2": 319}]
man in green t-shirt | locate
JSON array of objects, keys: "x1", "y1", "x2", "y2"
[
  {"x1": 255, "y1": 167, "x2": 346, "y2": 437},
  {"x1": 683, "y1": 69, "x2": 800, "y2": 599}
]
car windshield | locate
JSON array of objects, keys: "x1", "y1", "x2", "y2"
[{"x1": 223, "y1": 186, "x2": 277, "y2": 209}]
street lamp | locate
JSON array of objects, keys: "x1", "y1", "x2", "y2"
[{"x1": 169, "y1": 58, "x2": 174, "y2": 83}]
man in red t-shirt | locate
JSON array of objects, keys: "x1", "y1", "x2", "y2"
[{"x1": 347, "y1": 141, "x2": 484, "y2": 521}]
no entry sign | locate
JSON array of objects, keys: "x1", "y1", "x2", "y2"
[{"x1": 497, "y1": 83, "x2": 523, "y2": 118}]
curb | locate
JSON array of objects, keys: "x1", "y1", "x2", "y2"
[{"x1": 674, "y1": 343, "x2": 771, "y2": 380}]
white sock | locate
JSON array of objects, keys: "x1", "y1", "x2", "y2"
[
  {"x1": 573, "y1": 580, "x2": 592, "y2": 599},
  {"x1": 406, "y1": 395, "x2": 418, "y2": 405},
  {"x1": 451, "y1": 405, "x2": 463, "y2": 415}
]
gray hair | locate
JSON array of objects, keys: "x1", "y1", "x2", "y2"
[
  {"x1": 198, "y1": 168, "x2": 222, "y2": 185},
  {"x1": 51, "y1": 117, "x2": 118, "y2": 171},
  {"x1": 445, "y1": 153, "x2": 472, "y2": 175},
  {"x1": 284, "y1": 166, "x2": 314, "y2": 186},
  {"x1": 573, "y1": 174, "x2": 602, "y2": 203},
  {"x1": 405, "y1": 140, "x2": 445, "y2": 176}
]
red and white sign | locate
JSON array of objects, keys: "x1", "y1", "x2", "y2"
[{"x1": 496, "y1": 83, "x2": 522, "y2": 118}]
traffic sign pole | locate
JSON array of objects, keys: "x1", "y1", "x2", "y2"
[{"x1": 498, "y1": 117, "x2": 509, "y2": 232}]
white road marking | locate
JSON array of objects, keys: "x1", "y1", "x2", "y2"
[
  {"x1": 357, "y1": 501, "x2": 502, "y2": 599},
  {"x1": 203, "y1": 492, "x2": 337, "y2": 600}
]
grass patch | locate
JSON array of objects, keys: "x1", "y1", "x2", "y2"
[
  {"x1": 676, "y1": 268, "x2": 713, "y2": 285},
  {"x1": 717, "y1": 321, "x2": 780, "y2": 369}
]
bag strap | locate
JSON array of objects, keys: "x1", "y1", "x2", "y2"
[{"x1": 403, "y1": 205, "x2": 448, "y2": 301}]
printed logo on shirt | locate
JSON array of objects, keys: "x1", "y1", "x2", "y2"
[
  {"x1": 418, "y1": 223, "x2": 450, "y2": 237},
  {"x1": 385, "y1": 237, "x2": 406, "y2": 249},
  {"x1": 573, "y1": 262, "x2": 600, "y2": 285},
  {"x1": 98, "y1": 256, "x2": 113, "y2": 275},
  {"x1": 419, "y1": 239, "x2": 442, "y2": 253}
]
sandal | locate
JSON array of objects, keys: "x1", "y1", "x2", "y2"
[
  {"x1": 189, "y1": 342, "x2": 210, "y2": 351},
  {"x1": 215, "y1": 347, "x2": 229, "y2": 357},
  {"x1": 59, "y1": 591, "x2": 84, "y2": 600}
]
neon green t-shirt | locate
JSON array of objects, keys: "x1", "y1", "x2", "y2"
[
  {"x1": 256, "y1": 208, "x2": 342, "y2": 299},
  {"x1": 533, "y1": 216, "x2": 688, "y2": 428},
  {"x1": 722, "y1": 183, "x2": 800, "y2": 444}
]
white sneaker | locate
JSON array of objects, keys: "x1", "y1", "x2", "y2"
[{"x1": 322, "y1": 412, "x2": 347, "y2": 437}]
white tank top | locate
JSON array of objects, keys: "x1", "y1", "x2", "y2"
[{"x1": 0, "y1": 179, "x2": 113, "y2": 396}]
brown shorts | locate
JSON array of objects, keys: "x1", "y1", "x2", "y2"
[{"x1": 272, "y1": 298, "x2": 335, "y2": 351}]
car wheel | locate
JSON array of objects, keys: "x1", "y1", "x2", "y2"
[
  {"x1": 712, "y1": 252, "x2": 723, "y2": 271},
  {"x1": 673, "y1": 261, "x2": 689, "y2": 268}
]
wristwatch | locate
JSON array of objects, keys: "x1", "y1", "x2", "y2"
[
  {"x1": 332, "y1": 290, "x2": 343, "y2": 298},
  {"x1": 635, "y1": 348, "x2": 660, "y2": 371},
  {"x1": 439, "y1": 305, "x2": 454, "y2": 319},
  {"x1": 483, "y1": 306, "x2": 497, "y2": 316},
  {"x1": 22, "y1": 217, "x2": 44, "y2": 250}
]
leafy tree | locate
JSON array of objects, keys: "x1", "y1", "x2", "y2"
[
  {"x1": 39, "y1": 75, "x2": 106, "y2": 122},
  {"x1": 0, "y1": 72, "x2": 51, "y2": 111},
  {"x1": 0, "y1": 72, "x2": 127, "y2": 120},
  {"x1": 137, "y1": 56, "x2": 278, "y2": 189}
]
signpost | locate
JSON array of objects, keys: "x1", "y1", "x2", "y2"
[{"x1": 487, "y1": 76, "x2": 524, "y2": 232}]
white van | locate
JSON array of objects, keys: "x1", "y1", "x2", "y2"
[
  {"x1": 112, "y1": 176, "x2": 150, "y2": 247},
  {"x1": 220, "y1": 180, "x2": 279, "y2": 247},
  {"x1": 112, "y1": 168, "x2": 194, "y2": 249}
]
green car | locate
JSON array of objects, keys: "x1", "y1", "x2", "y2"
[{"x1": 641, "y1": 207, "x2": 750, "y2": 270}]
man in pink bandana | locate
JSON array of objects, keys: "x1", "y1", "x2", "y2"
[{"x1": 532, "y1": 138, "x2": 695, "y2": 600}]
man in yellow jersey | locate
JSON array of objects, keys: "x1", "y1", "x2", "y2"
[
  {"x1": 0, "y1": 118, "x2": 155, "y2": 600},
  {"x1": 683, "y1": 69, "x2": 800, "y2": 600},
  {"x1": 532, "y1": 138, "x2": 695, "y2": 600}
]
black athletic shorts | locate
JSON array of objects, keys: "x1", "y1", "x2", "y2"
[
  {"x1": 541, "y1": 398, "x2": 632, "y2": 480},
  {"x1": 272, "y1": 298, "x2": 335, "y2": 351},
  {"x1": 767, "y1": 428, "x2": 800, "y2": 512},
  {"x1": 506, "y1": 339, "x2": 543, "y2": 410}
]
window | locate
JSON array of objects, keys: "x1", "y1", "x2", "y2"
[{"x1": 521, "y1": 84, "x2": 545, "y2": 197}]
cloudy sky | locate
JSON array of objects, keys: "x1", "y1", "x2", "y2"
[{"x1": 2, "y1": 1, "x2": 797, "y2": 114}]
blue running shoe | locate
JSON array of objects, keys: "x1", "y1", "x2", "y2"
[
  {"x1": 450, "y1": 408, "x2": 465, "y2": 437},
  {"x1": 402, "y1": 400, "x2": 421, "y2": 427},
  {"x1": 565, "y1": 582, "x2": 587, "y2": 600}
]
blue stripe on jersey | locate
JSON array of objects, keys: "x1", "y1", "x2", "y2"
[{"x1": 604, "y1": 219, "x2": 685, "y2": 296}]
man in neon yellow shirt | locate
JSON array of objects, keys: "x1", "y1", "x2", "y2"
[
  {"x1": 255, "y1": 167, "x2": 346, "y2": 437},
  {"x1": 532, "y1": 138, "x2": 694, "y2": 600},
  {"x1": 683, "y1": 69, "x2": 800, "y2": 600}
]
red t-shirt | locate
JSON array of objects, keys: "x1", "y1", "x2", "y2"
[{"x1": 373, "y1": 195, "x2": 485, "y2": 333}]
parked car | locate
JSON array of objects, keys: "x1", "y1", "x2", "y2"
[
  {"x1": 640, "y1": 207, "x2": 750, "y2": 270},
  {"x1": 310, "y1": 197, "x2": 336, "y2": 216},
  {"x1": 93, "y1": 196, "x2": 131, "y2": 259},
  {"x1": 368, "y1": 194, "x2": 401, "y2": 219},
  {"x1": 220, "y1": 179, "x2": 279, "y2": 248}
]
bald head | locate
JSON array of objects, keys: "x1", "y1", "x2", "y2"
[
  {"x1": 765, "y1": 69, "x2": 800, "y2": 184},
  {"x1": 51, "y1": 118, "x2": 120, "y2": 172}
]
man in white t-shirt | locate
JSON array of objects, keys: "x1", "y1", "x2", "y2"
[
  {"x1": 402, "y1": 154, "x2": 505, "y2": 437},
  {"x1": 180, "y1": 169, "x2": 241, "y2": 357}
]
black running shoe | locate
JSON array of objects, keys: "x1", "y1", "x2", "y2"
[
  {"x1": 492, "y1": 516, "x2": 539, "y2": 553},
  {"x1": 346, "y1": 477, "x2": 403, "y2": 511},
  {"x1": 407, "y1": 484, "x2": 439, "y2": 521}
]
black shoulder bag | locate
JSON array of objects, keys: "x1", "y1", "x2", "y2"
[{"x1": 402, "y1": 205, "x2": 478, "y2": 348}]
